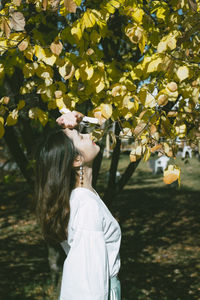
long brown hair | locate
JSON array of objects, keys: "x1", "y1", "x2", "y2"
[{"x1": 34, "y1": 129, "x2": 79, "y2": 244}]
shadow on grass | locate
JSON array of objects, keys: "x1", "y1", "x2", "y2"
[
  {"x1": 0, "y1": 175, "x2": 200, "y2": 299},
  {"x1": 114, "y1": 186, "x2": 200, "y2": 300}
]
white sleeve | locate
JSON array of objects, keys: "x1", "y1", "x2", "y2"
[
  {"x1": 60, "y1": 197, "x2": 109, "y2": 300},
  {"x1": 59, "y1": 107, "x2": 71, "y2": 114}
]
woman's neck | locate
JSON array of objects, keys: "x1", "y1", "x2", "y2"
[{"x1": 75, "y1": 165, "x2": 93, "y2": 190}]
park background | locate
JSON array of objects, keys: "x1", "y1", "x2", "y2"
[{"x1": 0, "y1": 0, "x2": 200, "y2": 299}]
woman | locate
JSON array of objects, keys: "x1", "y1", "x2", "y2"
[{"x1": 35, "y1": 111, "x2": 121, "y2": 300}]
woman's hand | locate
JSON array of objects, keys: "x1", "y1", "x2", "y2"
[{"x1": 56, "y1": 111, "x2": 84, "y2": 129}]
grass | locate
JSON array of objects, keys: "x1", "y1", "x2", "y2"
[{"x1": 0, "y1": 154, "x2": 200, "y2": 299}]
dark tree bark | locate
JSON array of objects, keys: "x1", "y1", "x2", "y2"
[
  {"x1": 18, "y1": 117, "x2": 36, "y2": 157},
  {"x1": 4, "y1": 126, "x2": 34, "y2": 189},
  {"x1": 103, "y1": 123, "x2": 121, "y2": 207},
  {"x1": 117, "y1": 159, "x2": 141, "y2": 192}
]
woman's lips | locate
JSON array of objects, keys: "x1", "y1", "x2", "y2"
[{"x1": 92, "y1": 141, "x2": 96, "y2": 145}]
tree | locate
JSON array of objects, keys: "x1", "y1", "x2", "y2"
[{"x1": 0, "y1": 0, "x2": 200, "y2": 199}]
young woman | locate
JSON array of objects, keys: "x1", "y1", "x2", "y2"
[{"x1": 35, "y1": 111, "x2": 121, "y2": 300}]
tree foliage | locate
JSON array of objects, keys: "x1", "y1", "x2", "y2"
[{"x1": 0, "y1": 0, "x2": 200, "y2": 186}]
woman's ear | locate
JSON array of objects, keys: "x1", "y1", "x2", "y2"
[{"x1": 73, "y1": 155, "x2": 83, "y2": 168}]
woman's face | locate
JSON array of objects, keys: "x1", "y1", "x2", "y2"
[{"x1": 63, "y1": 128, "x2": 100, "y2": 165}]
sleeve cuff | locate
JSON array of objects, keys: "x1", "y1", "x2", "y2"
[{"x1": 59, "y1": 107, "x2": 71, "y2": 114}]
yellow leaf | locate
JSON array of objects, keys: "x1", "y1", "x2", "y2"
[
  {"x1": 2, "y1": 18, "x2": 11, "y2": 38},
  {"x1": 167, "y1": 36, "x2": 176, "y2": 50},
  {"x1": 0, "y1": 116, "x2": 4, "y2": 125},
  {"x1": 139, "y1": 89, "x2": 156, "y2": 108},
  {"x1": 0, "y1": 40, "x2": 7, "y2": 55},
  {"x1": 95, "y1": 80, "x2": 105, "y2": 93},
  {"x1": 10, "y1": 12, "x2": 25, "y2": 31},
  {"x1": 100, "y1": 103, "x2": 112, "y2": 119},
  {"x1": 23, "y1": 63, "x2": 35, "y2": 78},
  {"x1": 151, "y1": 144, "x2": 163, "y2": 153},
  {"x1": 90, "y1": 128, "x2": 104, "y2": 142},
  {"x1": 75, "y1": 68, "x2": 80, "y2": 80},
  {"x1": 82, "y1": 10, "x2": 96, "y2": 28},
  {"x1": 13, "y1": 0, "x2": 21, "y2": 6},
  {"x1": 130, "y1": 153, "x2": 137, "y2": 162},
  {"x1": 176, "y1": 66, "x2": 189, "y2": 82},
  {"x1": 145, "y1": 93, "x2": 157, "y2": 108},
  {"x1": 133, "y1": 121, "x2": 146, "y2": 136},
  {"x1": 42, "y1": 0, "x2": 48, "y2": 10},
  {"x1": 108, "y1": 131, "x2": 117, "y2": 150},
  {"x1": 130, "y1": 144, "x2": 143, "y2": 161},
  {"x1": 79, "y1": 61, "x2": 94, "y2": 80},
  {"x1": 156, "y1": 7, "x2": 166, "y2": 20},
  {"x1": 18, "y1": 39, "x2": 29, "y2": 51},
  {"x1": 56, "y1": 98, "x2": 65, "y2": 109},
  {"x1": 42, "y1": 53, "x2": 57, "y2": 66},
  {"x1": 167, "y1": 82, "x2": 178, "y2": 92},
  {"x1": 50, "y1": 40, "x2": 63, "y2": 55},
  {"x1": 138, "y1": 34, "x2": 146, "y2": 54},
  {"x1": 93, "y1": 108, "x2": 106, "y2": 125},
  {"x1": 135, "y1": 144, "x2": 142, "y2": 156},
  {"x1": 28, "y1": 107, "x2": 48, "y2": 126},
  {"x1": 125, "y1": 24, "x2": 144, "y2": 45},
  {"x1": 0, "y1": 63, "x2": 4, "y2": 74},
  {"x1": 157, "y1": 94, "x2": 168, "y2": 106},
  {"x1": 157, "y1": 41, "x2": 167, "y2": 53},
  {"x1": 59, "y1": 61, "x2": 75, "y2": 80},
  {"x1": 163, "y1": 165, "x2": 180, "y2": 185},
  {"x1": 6, "y1": 109, "x2": 18, "y2": 126},
  {"x1": 175, "y1": 124, "x2": 186, "y2": 138},
  {"x1": 0, "y1": 97, "x2": 10, "y2": 104},
  {"x1": 0, "y1": 120, "x2": 5, "y2": 139},
  {"x1": 71, "y1": 23, "x2": 82, "y2": 40},
  {"x1": 17, "y1": 100, "x2": 25, "y2": 110},
  {"x1": 147, "y1": 57, "x2": 162, "y2": 73},
  {"x1": 164, "y1": 142, "x2": 170, "y2": 154},
  {"x1": 165, "y1": 86, "x2": 178, "y2": 101},
  {"x1": 123, "y1": 96, "x2": 138, "y2": 112},
  {"x1": 20, "y1": 81, "x2": 35, "y2": 94},
  {"x1": 35, "y1": 45, "x2": 46, "y2": 61},
  {"x1": 86, "y1": 48, "x2": 94, "y2": 55},
  {"x1": 38, "y1": 109, "x2": 48, "y2": 126},
  {"x1": 24, "y1": 47, "x2": 35, "y2": 61},
  {"x1": 84, "y1": 66, "x2": 94, "y2": 80},
  {"x1": 112, "y1": 84, "x2": 126, "y2": 97},
  {"x1": 130, "y1": 70, "x2": 140, "y2": 80},
  {"x1": 54, "y1": 90, "x2": 63, "y2": 98},
  {"x1": 131, "y1": 8, "x2": 144, "y2": 23},
  {"x1": 143, "y1": 146, "x2": 151, "y2": 162},
  {"x1": 64, "y1": 0, "x2": 77, "y2": 13}
]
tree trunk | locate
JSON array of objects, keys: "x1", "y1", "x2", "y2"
[
  {"x1": 4, "y1": 126, "x2": 34, "y2": 189},
  {"x1": 103, "y1": 123, "x2": 121, "y2": 207},
  {"x1": 117, "y1": 159, "x2": 141, "y2": 192}
]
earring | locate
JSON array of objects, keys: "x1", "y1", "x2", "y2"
[{"x1": 80, "y1": 165, "x2": 84, "y2": 186}]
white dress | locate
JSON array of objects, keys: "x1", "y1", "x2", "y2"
[{"x1": 59, "y1": 187, "x2": 121, "y2": 300}]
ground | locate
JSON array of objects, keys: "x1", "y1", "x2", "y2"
[{"x1": 0, "y1": 154, "x2": 200, "y2": 299}]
